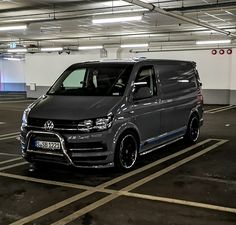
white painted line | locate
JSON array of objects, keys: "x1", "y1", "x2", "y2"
[
  {"x1": 0, "y1": 135, "x2": 19, "y2": 141},
  {"x1": 51, "y1": 194, "x2": 119, "y2": 225},
  {"x1": 121, "y1": 192, "x2": 236, "y2": 214},
  {"x1": 0, "y1": 100, "x2": 33, "y2": 104},
  {"x1": 6, "y1": 139, "x2": 213, "y2": 225},
  {"x1": 204, "y1": 105, "x2": 231, "y2": 113},
  {"x1": 51, "y1": 139, "x2": 228, "y2": 225},
  {"x1": 0, "y1": 152, "x2": 20, "y2": 157},
  {"x1": 0, "y1": 122, "x2": 6, "y2": 125},
  {"x1": 122, "y1": 140, "x2": 228, "y2": 191},
  {"x1": 99, "y1": 139, "x2": 212, "y2": 188},
  {"x1": 0, "y1": 132, "x2": 20, "y2": 138},
  {"x1": 209, "y1": 105, "x2": 236, "y2": 114},
  {"x1": 0, "y1": 161, "x2": 28, "y2": 171},
  {"x1": 0, "y1": 157, "x2": 22, "y2": 165},
  {"x1": 0, "y1": 172, "x2": 114, "y2": 194}
]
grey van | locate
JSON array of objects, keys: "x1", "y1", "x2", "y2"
[{"x1": 21, "y1": 59, "x2": 203, "y2": 170}]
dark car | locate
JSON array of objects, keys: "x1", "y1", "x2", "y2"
[{"x1": 20, "y1": 59, "x2": 203, "y2": 170}]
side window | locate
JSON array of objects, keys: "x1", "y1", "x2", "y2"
[
  {"x1": 134, "y1": 66, "x2": 157, "y2": 97},
  {"x1": 63, "y1": 69, "x2": 86, "y2": 89}
]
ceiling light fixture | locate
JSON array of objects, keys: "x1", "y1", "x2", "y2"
[
  {"x1": 196, "y1": 40, "x2": 231, "y2": 45},
  {"x1": 7, "y1": 48, "x2": 27, "y2": 53},
  {"x1": 41, "y1": 47, "x2": 63, "y2": 52},
  {"x1": 93, "y1": 15, "x2": 142, "y2": 24},
  {"x1": 78, "y1": 46, "x2": 103, "y2": 50},
  {"x1": 3, "y1": 57, "x2": 23, "y2": 61},
  {"x1": 120, "y1": 43, "x2": 148, "y2": 48},
  {"x1": 0, "y1": 25, "x2": 27, "y2": 31}
]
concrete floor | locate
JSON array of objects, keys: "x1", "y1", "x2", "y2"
[{"x1": 0, "y1": 99, "x2": 235, "y2": 225}]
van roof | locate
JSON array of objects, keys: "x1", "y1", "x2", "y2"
[{"x1": 70, "y1": 58, "x2": 195, "y2": 67}]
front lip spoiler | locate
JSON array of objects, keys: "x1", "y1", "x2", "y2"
[{"x1": 24, "y1": 130, "x2": 114, "y2": 168}]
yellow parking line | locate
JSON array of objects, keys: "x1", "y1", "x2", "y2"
[
  {"x1": 51, "y1": 140, "x2": 228, "y2": 225},
  {"x1": 204, "y1": 105, "x2": 231, "y2": 113},
  {"x1": 99, "y1": 138, "x2": 212, "y2": 188},
  {"x1": 0, "y1": 132, "x2": 20, "y2": 138},
  {"x1": 7, "y1": 139, "x2": 214, "y2": 225},
  {"x1": 0, "y1": 152, "x2": 20, "y2": 157},
  {"x1": 0, "y1": 135, "x2": 19, "y2": 141},
  {"x1": 0, "y1": 162, "x2": 28, "y2": 172},
  {"x1": 121, "y1": 191, "x2": 236, "y2": 214},
  {"x1": 0, "y1": 157, "x2": 22, "y2": 165}
]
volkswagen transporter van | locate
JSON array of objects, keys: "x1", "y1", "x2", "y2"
[{"x1": 21, "y1": 59, "x2": 203, "y2": 170}]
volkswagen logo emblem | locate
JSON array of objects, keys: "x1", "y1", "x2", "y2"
[{"x1": 44, "y1": 120, "x2": 54, "y2": 131}]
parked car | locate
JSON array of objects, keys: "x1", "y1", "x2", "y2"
[{"x1": 20, "y1": 59, "x2": 203, "y2": 170}]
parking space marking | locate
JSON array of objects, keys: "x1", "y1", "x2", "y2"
[
  {"x1": 0, "y1": 122, "x2": 6, "y2": 125},
  {"x1": 122, "y1": 139, "x2": 228, "y2": 191},
  {"x1": 51, "y1": 139, "x2": 228, "y2": 225},
  {"x1": 0, "y1": 135, "x2": 19, "y2": 141},
  {"x1": 3, "y1": 139, "x2": 228, "y2": 225},
  {"x1": 4, "y1": 139, "x2": 213, "y2": 225},
  {"x1": 120, "y1": 191, "x2": 236, "y2": 214},
  {"x1": 205, "y1": 105, "x2": 236, "y2": 114},
  {"x1": 0, "y1": 152, "x2": 20, "y2": 157},
  {"x1": 0, "y1": 161, "x2": 28, "y2": 171},
  {"x1": 0, "y1": 172, "x2": 114, "y2": 194},
  {"x1": 0, "y1": 132, "x2": 20, "y2": 138},
  {"x1": 0, "y1": 100, "x2": 34, "y2": 104},
  {"x1": 0, "y1": 157, "x2": 22, "y2": 165},
  {"x1": 99, "y1": 138, "x2": 212, "y2": 188},
  {"x1": 204, "y1": 105, "x2": 231, "y2": 113}
]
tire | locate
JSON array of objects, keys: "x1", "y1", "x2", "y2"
[
  {"x1": 114, "y1": 132, "x2": 138, "y2": 170},
  {"x1": 184, "y1": 114, "x2": 200, "y2": 144}
]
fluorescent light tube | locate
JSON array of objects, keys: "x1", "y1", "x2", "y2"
[
  {"x1": 7, "y1": 48, "x2": 27, "y2": 53},
  {"x1": 41, "y1": 47, "x2": 63, "y2": 52},
  {"x1": 0, "y1": 25, "x2": 27, "y2": 31},
  {"x1": 196, "y1": 40, "x2": 231, "y2": 45},
  {"x1": 78, "y1": 46, "x2": 103, "y2": 50},
  {"x1": 93, "y1": 16, "x2": 142, "y2": 24},
  {"x1": 120, "y1": 43, "x2": 148, "y2": 48},
  {"x1": 3, "y1": 57, "x2": 22, "y2": 61}
]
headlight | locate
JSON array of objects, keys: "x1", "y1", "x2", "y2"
[
  {"x1": 21, "y1": 108, "x2": 30, "y2": 129},
  {"x1": 77, "y1": 115, "x2": 113, "y2": 132},
  {"x1": 21, "y1": 95, "x2": 45, "y2": 130}
]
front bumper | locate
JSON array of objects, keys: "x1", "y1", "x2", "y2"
[{"x1": 20, "y1": 128, "x2": 115, "y2": 168}]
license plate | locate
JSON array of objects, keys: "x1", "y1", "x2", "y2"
[{"x1": 35, "y1": 141, "x2": 61, "y2": 150}]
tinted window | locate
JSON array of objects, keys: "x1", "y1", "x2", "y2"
[
  {"x1": 134, "y1": 66, "x2": 157, "y2": 97},
  {"x1": 157, "y1": 62, "x2": 197, "y2": 99},
  {"x1": 48, "y1": 63, "x2": 133, "y2": 96}
]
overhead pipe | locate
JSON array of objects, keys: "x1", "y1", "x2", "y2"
[
  {"x1": 167, "y1": 2, "x2": 236, "y2": 12},
  {"x1": 123, "y1": 0, "x2": 236, "y2": 38}
]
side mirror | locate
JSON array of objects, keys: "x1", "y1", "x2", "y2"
[{"x1": 133, "y1": 86, "x2": 152, "y2": 101}]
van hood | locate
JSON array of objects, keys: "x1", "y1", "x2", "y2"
[{"x1": 29, "y1": 95, "x2": 122, "y2": 121}]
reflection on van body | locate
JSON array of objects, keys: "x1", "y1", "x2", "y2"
[{"x1": 21, "y1": 59, "x2": 203, "y2": 170}]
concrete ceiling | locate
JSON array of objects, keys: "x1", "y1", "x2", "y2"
[{"x1": 0, "y1": 0, "x2": 236, "y2": 54}]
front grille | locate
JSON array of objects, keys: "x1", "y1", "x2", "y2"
[
  {"x1": 28, "y1": 153, "x2": 68, "y2": 165},
  {"x1": 28, "y1": 118, "x2": 78, "y2": 130}
]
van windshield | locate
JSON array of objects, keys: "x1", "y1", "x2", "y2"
[{"x1": 48, "y1": 63, "x2": 133, "y2": 96}]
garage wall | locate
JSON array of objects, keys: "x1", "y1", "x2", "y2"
[
  {"x1": 0, "y1": 59, "x2": 26, "y2": 92},
  {"x1": 122, "y1": 49, "x2": 236, "y2": 105},
  {"x1": 23, "y1": 48, "x2": 236, "y2": 104}
]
